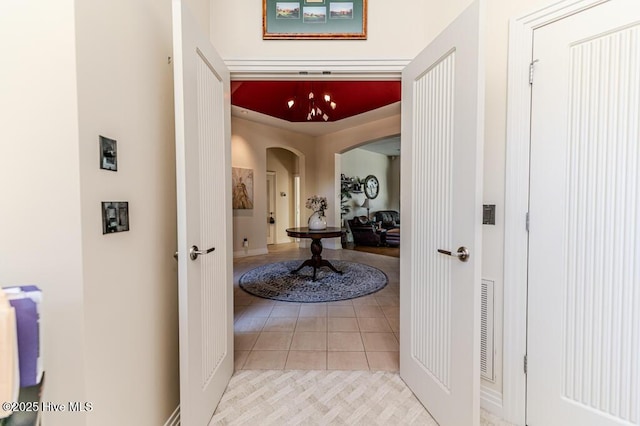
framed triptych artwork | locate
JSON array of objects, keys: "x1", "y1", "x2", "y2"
[{"x1": 263, "y1": 0, "x2": 367, "y2": 39}]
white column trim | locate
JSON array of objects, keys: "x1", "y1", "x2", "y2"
[
  {"x1": 503, "y1": 0, "x2": 610, "y2": 424},
  {"x1": 481, "y1": 385, "x2": 504, "y2": 415}
]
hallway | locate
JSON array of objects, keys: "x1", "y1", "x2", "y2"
[
  {"x1": 233, "y1": 244, "x2": 399, "y2": 371},
  {"x1": 226, "y1": 245, "x2": 513, "y2": 425}
]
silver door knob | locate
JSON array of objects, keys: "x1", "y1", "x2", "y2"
[
  {"x1": 437, "y1": 246, "x2": 470, "y2": 262},
  {"x1": 189, "y1": 245, "x2": 215, "y2": 260}
]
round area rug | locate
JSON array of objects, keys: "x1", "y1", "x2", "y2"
[{"x1": 239, "y1": 260, "x2": 387, "y2": 303}]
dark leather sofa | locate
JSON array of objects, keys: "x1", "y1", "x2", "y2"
[
  {"x1": 373, "y1": 210, "x2": 400, "y2": 229},
  {"x1": 383, "y1": 228, "x2": 400, "y2": 247},
  {"x1": 373, "y1": 210, "x2": 400, "y2": 246},
  {"x1": 348, "y1": 216, "x2": 384, "y2": 246}
]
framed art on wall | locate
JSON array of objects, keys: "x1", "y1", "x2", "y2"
[
  {"x1": 99, "y1": 135, "x2": 117, "y2": 171},
  {"x1": 232, "y1": 167, "x2": 254, "y2": 209},
  {"x1": 102, "y1": 201, "x2": 129, "y2": 234},
  {"x1": 263, "y1": 0, "x2": 367, "y2": 39}
]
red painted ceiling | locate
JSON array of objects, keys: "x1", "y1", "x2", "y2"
[{"x1": 231, "y1": 81, "x2": 401, "y2": 122}]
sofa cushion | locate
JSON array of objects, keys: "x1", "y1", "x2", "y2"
[
  {"x1": 353, "y1": 215, "x2": 369, "y2": 226},
  {"x1": 348, "y1": 216, "x2": 382, "y2": 246},
  {"x1": 374, "y1": 210, "x2": 400, "y2": 229}
]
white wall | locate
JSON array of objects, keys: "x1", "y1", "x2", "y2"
[
  {"x1": 0, "y1": 1, "x2": 87, "y2": 425},
  {"x1": 232, "y1": 117, "x2": 315, "y2": 255},
  {"x1": 232, "y1": 115, "x2": 400, "y2": 253},
  {"x1": 183, "y1": 0, "x2": 210, "y2": 39},
  {"x1": 341, "y1": 149, "x2": 395, "y2": 221},
  {"x1": 388, "y1": 156, "x2": 401, "y2": 212},
  {"x1": 73, "y1": 0, "x2": 179, "y2": 424},
  {"x1": 1, "y1": 1, "x2": 180, "y2": 425},
  {"x1": 211, "y1": 0, "x2": 435, "y2": 61}
]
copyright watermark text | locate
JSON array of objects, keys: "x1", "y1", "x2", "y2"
[{"x1": 2, "y1": 401, "x2": 93, "y2": 413}]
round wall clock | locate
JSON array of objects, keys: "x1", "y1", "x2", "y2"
[{"x1": 364, "y1": 175, "x2": 379, "y2": 199}]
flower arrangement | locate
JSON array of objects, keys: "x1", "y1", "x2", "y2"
[{"x1": 305, "y1": 195, "x2": 328, "y2": 216}]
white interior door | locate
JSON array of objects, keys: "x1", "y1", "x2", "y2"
[
  {"x1": 172, "y1": 1, "x2": 233, "y2": 424},
  {"x1": 399, "y1": 1, "x2": 484, "y2": 425},
  {"x1": 527, "y1": 1, "x2": 640, "y2": 425}
]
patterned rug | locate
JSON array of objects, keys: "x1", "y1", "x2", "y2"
[{"x1": 238, "y1": 260, "x2": 387, "y2": 303}]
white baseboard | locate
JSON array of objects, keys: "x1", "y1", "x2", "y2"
[
  {"x1": 322, "y1": 239, "x2": 343, "y2": 250},
  {"x1": 233, "y1": 248, "x2": 269, "y2": 258},
  {"x1": 164, "y1": 405, "x2": 180, "y2": 426},
  {"x1": 481, "y1": 384, "x2": 504, "y2": 419}
]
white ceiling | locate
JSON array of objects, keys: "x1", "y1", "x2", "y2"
[
  {"x1": 232, "y1": 101, "x2": 401, "y2": 155},
  {"x1": 356, "y1": 135, "x2": 401, "y2": 157}
]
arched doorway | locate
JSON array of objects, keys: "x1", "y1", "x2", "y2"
[{"x1": 266, "y1": 147, "x2": 301, "y2": 247}]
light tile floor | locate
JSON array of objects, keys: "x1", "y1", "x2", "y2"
[{"x1": 233, "y1": 243, "x2": 400, "y2": 372}]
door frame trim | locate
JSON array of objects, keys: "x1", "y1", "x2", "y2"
[
  {"x1": 229, "y1": 55, "x2": 495, "y2": 416},
  {"x1": 266, "y1": 171, "x2": 276, "y2": 245},
  {"x1": 227, "y1": 58, "x2": 408, "y2": 80},
  {"x1": 503, "y1": 0, "x2": 609, "y2": 424}
]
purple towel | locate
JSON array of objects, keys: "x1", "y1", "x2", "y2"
[{"x1": 7, "y1": 298, "x2": 39, "y2": 387}]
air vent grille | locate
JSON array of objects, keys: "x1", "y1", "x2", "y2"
[{"x1": 481, "y1": 279, "x2": 495, "y2": 382}]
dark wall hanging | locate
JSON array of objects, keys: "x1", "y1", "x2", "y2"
[
  {"x1": 99, "y1": 135, "x2": 117, "y2": 171},
  {"x1": 102, "y1": 202, "x2": 130, "y2": 234}
]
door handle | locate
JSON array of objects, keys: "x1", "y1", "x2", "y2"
[
  {"x1": 189, "y1": 245, "x2": 215, "y2": 261},
  {"x1": 173, "y1": 251, "x2": 178, "y2": 261},
  {"x1": 437, "y1": 246, "x2": 470, "y2": 262}
]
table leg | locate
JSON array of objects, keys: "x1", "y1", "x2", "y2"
[{"x1": 290, "y1": 237, "x2": 343, "y2": 281}]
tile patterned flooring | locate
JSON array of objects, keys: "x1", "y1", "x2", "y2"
[
  {"x1": 231, "y1": 245, "x2": 516, "y2": 425},
  {"x1": 233, "y1": 243, "x2": 400, "y2": 372}
]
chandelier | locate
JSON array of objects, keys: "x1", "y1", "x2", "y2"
[{"x1": 287, "y1": 86, "x2": 337, "y2": 121}]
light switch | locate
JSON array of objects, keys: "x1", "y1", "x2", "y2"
[
  {"x1": 483, "y1": 204, "x2": 496, "y2": 225},
  {"x1": 102, "y1": 201, "x2": 130, "y2": 234}
]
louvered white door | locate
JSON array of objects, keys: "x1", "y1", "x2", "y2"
[
  {"x1": 172, "y1": 1, "x2": 233, "y2": 424},
  {"x1": 399, "y1": 1, "x2": 484, "y2": 425},
  {"x1": 528, "y1": 1, "x2": 640, "y2": 425}
]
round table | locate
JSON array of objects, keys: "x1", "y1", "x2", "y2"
[{"x1": 286, "y1": 227, "x2": 345, "y2": 281}]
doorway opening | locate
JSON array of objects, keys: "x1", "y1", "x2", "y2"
[
  {"x1": 230, "y1": 79, "x2": 403, "y2": 372},
  {"x1": 175, "y1": 3, "x2": 481, "y2": 423},
  {"x1": 265, "y1": 147, "x2": 301, "y2": 248},
  {"x1": 339, "y1": 134, "x2": 401, "y2": 258},
  {"x1": 266, "y1": 171, "x2": 276, "y2": 245}
]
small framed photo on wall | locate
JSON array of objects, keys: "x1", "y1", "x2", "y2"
[
  {"x1": 102, "y1": 201, "x2": 129, "y2": 234},
  {"x1": 99, "y1": 135, "x2": 118, "y2": 171}
]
